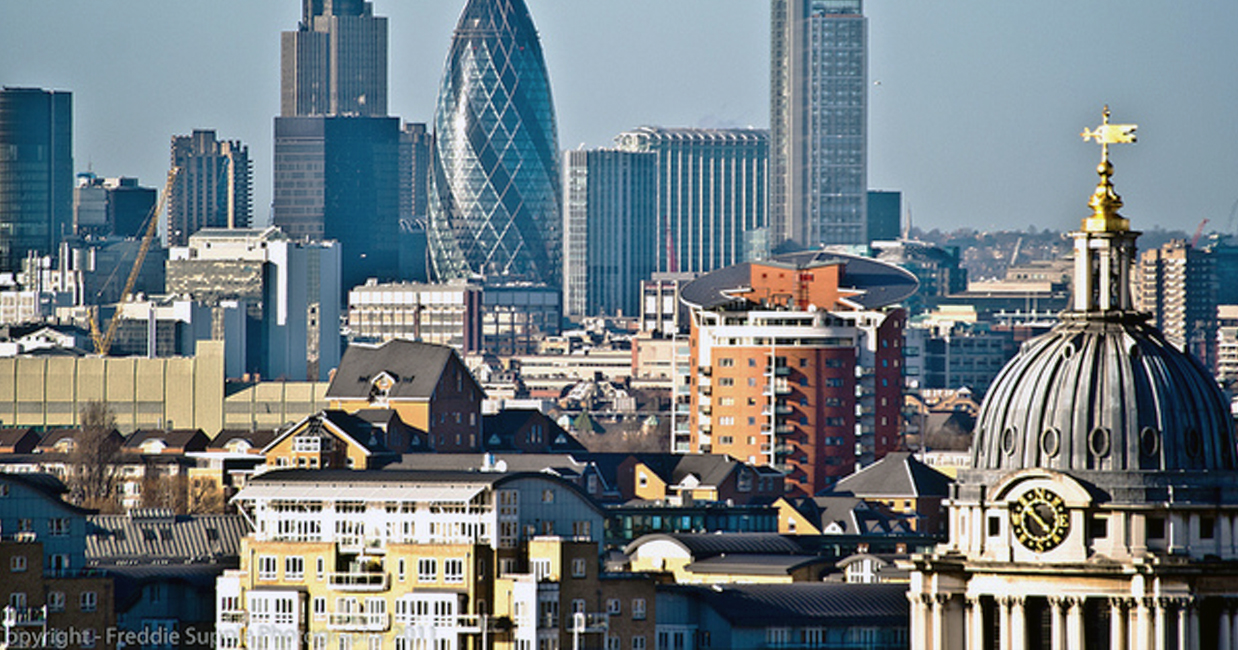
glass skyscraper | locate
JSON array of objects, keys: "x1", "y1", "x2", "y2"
[
  {"x1": 428, "y1": 0, "x2": 562, "y2": 285},
  {"x1": 770, "y1": 0, "x2": 867, "y2": 249},
  {"x1": 0, "y1": 88, "x2": 72, "y2": 272}
]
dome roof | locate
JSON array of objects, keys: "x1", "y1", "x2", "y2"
[{"x1": 971, "y1": 312, "x2": 1235, "y2": 473}]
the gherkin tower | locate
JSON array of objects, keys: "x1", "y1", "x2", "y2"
[{"x1": 428, "y1": 0, "x2": 561, "y2": 285}]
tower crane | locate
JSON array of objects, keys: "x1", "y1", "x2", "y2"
[{"x1": 90, "y1": 167, "x2": 180, "y2": 355}]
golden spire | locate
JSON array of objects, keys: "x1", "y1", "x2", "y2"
[{"x1": 1079, "y1": 106, "x2": 1137, "y2": 233}]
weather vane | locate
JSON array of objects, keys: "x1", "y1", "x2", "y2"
[
  {"x1": 1079, "y1": 106, "x2": 1137, "y2": 233},
  {"x1": 1080, "y1": 105, "x2": 1137, "y2": 165}
]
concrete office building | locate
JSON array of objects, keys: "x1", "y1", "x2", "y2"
[
  {"x1": 281, "y1": 0, "x2": 387, "y2": 118},
  {"x1": 167, "y1": 227, "x2": 341, "y2": 381},
  {"x1": 428, "y1": 0, "x2": 562, "y2": 285},
  {"x1": 770, "y1": 0, "x2": 867, "y2": 249},
  {"x1": 615, "y1": 127, "x2": 768, "y2": 275},
  {"x1": 166, "y1": 130, "x2": 252, "y2": 246},
  {"x1": 0, "y1": 88, "x2": 73, "y2": 272},
  {"x1": 73, "y1": 173, "x2": 157, "y2": 239},
  {"x1": 562, "y1": 148, "x2": 658, "y2": 318}
]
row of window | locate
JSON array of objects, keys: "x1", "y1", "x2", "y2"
[{"x1": 8, "y1": 590, "x2": 95, "y2": 612}]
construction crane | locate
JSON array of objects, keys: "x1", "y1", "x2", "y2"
[
  {"x1": 90, "y1": 167, "x2": 180, "y2": 355},
  {"x1": 1190, "y1": 218, "x2": 1209, "y2": 249}
]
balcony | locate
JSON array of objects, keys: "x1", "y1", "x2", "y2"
[
  {"x1": 767, "y1": 365, "x2": 790, "y2": 376},
  {"x1": 218, "y1": 610, "x2": 246, "y2": 625},
  {"x1": 328, "y1": 571, "x2": 390, "y2": 591},
  {"x1": 327, "y1": 612, "x2": 391, "y2": 632},
  {"x1": 570, "y1": 612, "x2": 609, "y2": 634},
  {"x1": 2, "y1": 607, "x2": 45, "y2": 627},
  {"x1": 775, "y1": 424, "x2": 795, "y2": 434}
]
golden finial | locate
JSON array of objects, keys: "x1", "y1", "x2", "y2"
[{"x1": 1079, "y1": 106, "x2": 1137, "y2": 233}]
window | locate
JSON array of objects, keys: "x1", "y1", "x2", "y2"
[
  {"x1": 988, "y1": 516, "x2": 1001, "y2": 537},
  {"x1": 258, "y1": 556, "x2": 278, "y2": 581},
  {"x1": 313, "y1": 597, "x2": 326, "y2": 620},
  {"x1": 571, "y1": 558, "x2": 587, "y2": 578},
  {"x1": 718, "y1": 358, "x2": 734, "y2": 367},
  {"x1": 418, "y1": 558, "x2": 437, "y2": 582},
  {"x1": 542, "y1": 489, "x2": 555, "y2": 504},
  {"x1": 81, "y1": 591, "x2": 98, "y2": 612},
  {"x1": 48, "y1": 518, "x2": 69, "y2": 536},
  {"x1": 9, "y1": 593, "x2": 24, "y2": 608},
  {"x1": 607, "y1": 599, "x2": 621, "y2": 615},
  {"x1": 285, "y1": 556, "x2": 304, "y2": 581},
  {"x1": 632, "y1": 598, "x2": 646, "y2": 620},
  {"x1": 398, "y1": 558, "x2": 406, "y2": 582},
  {"x1": 718, "y1": 378, "x2": 734, "y2": 387},
  {"x1": 1201, "y1": 516, "x2": 1217, "y2": 540},
  {"x1": 572, "y1": 521, "x2": 592, "y2": 538},
  {"x1": 368, "y1": 636, "x2": 381, "y2": 650},
  {"x1": 444, "y1": 558, "x2": 465, "y2": 584},
  {"x1": 632, "y1": 636, "x2": 646, "y2": 650},
  {"x1": 10, "y1": 556, "x2": 25, "y2": 572},
  {"x1": 316, "y1": 556, "x2": 325, "y2": 580},
  {"x1": 606, "y1": 638, "x2": 621, "y2": 650},
  {"x1": 767, "y1": 628, "x2": 792, "y2": 648},
  {"x1": 1146, "y1": 516, "x2": 1166, "y2": 540},
  {"x1": 47, "y1": 592, "x2": 65, "y2": 612}
]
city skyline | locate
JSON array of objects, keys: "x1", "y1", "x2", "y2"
[{"x1": 2, "y1": 1, "x2": 1236, "y2": 236}]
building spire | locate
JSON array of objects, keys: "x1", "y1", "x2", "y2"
[
  {"x1": 1070, "y1": 106, "x2": 1140, "y2": 314},
  {"x1": 1079, "y1": 106, "x2": 1137, "y2": 233}
]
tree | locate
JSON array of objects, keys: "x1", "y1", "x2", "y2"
[
  {"x1": 68, "y1": 401, "x2": 123, "y2": 513},
  {"x1": 188, "y1": 477, "x2": 227, "y2": 514}
]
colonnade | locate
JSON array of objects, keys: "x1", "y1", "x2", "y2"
[{"x1": 909, "y1": 592, "x2": 1238, "y2": 650}]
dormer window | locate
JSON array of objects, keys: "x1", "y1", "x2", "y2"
[
  {"x1": 369, "y1": 372, "x2": 397, "y2": 404},
  {"x1": 139, "y1": 439, "x2": 167, "y2": 454}
]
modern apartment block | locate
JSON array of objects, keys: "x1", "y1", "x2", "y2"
[
  {"x1": 281, "y1": 0, "x2": 388, "y2": 118},
  {"x1": 770, "y1": 0, "x2": 867, "y2": 249},
  {"x1": 680, "y1": 251, "x2": 916, "y2": 495},
  {"x1": 562, "y1": 149, "x2": 658, "y2": 318},
  {"x1": 0, "y1": 88, "x2": 73, "y2": 272},
  {"x1": 1136, "y1": 239, "x2": 1218, "y2": 371},
  {"x1": 214, "y1": 469, "x2": 657, "y2": 650},
  {"x1": 614, "y1": 127, "x2": 768, "y2": 275},
  {"x1": 167, "y1": 130, "x2": 252, "y2": 246}
]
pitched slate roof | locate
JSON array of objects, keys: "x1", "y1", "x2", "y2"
[
  {"x1": 123, "y1": 429, "x2": 208, "y2": 453},
  {"x1": 209, "y1": 429, "x2": 278, "y2": 453},
  {"x1": 683, "y1": 554, "x2": 830, "y2": 576},
  {"x1": 627, "y1": 533, "x2": 805, "y2": 558},
  {"x1": 482, "y1": 409, "x2": 586, "y2": 452},
  {"x1": 786, "y1": 496, "x2": 914, "y2": 535},
  {"x1": 681, "y1": 582, "x2": 909, "y2": 627},
  {"x1": 264, "y1": 410, "x2": 395, "y2": 456},
  {"x1": 828, "y1": 451, "x2": 952, "y2": 499},
  {"x1": 86, "y1": 511, "x2": 250, "y2": 564},
  {"x1": 387, "y1": 453, "x2": 590, "y2": 475},
  {"x1": 326, "y1": 339, "x2": 458, "y2": 400},
  {"x1": 0, "y1": 427, "x2": 39, "y2": 452}
]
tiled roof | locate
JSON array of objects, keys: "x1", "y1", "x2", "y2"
[
  {"x1": 86, "y1": 511, "x2": 249, "y2": 564},
  {"x1": 683, "y1": 583, "x2": 909, "y2": 627}
]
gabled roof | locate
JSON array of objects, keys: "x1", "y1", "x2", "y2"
[
  {"x1": 482, "y1": 409, "x2": 586, "y2": 452},
  {"x1": 0, "y1": 427, "x2": 39, "y2": 452},
  {"x1": 208, "y1": 429, "x2": 278, "y2": 452},
  {"x1": 326, "y1": 339, "x2": 463, "y2": 401},
  {"x1": 87, "y1": 511, "x2": 249, "y2": 564},
  {"x1": 669, "y1": 454, "x2": 743, "y2": 488},
  {"x1": 827, "y1": 451, "x2": 952, "y2": 499},
  {"x1": 123, "y1": 429, "x2": 208, "y2": 453},
  {"x1": 263, "y1": 410, "x2": 393, "y2": 456},
  {"x1": 783, "y1": 496, "x2": 913, "y2": 535},
  {"x1": 677, "y1": 583, "x2": 909, "y2": 628}
]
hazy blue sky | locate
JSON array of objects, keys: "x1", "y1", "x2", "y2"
[{"x1": 2, "y1": 1, "x2": 1236, "y2": 235}]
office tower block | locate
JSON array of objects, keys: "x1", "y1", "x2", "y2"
[
  {"x1": 1136, "y1": 239, "x2": 1218, "y2": 371},
  {"x1": 770, "y1": 0, "x2": 867, "y2": 250},
  {"x1": 166, "y1": 130, "x2": 252, "y2": 246},
  {"x1": 74, "y1": 174, "x2": 157, "y2": 239},
  {"x1": 867, "y1": 190, "x2": 900, "y2": 242},
  {"x1": 166, "y1": 227, "x2": 341, "y2": 381},
  {"x1": 428, "y1": 0, "x2": 562, "y2": 285},
  {"x1": 0, "y1": 88, "x2": 73, "y2": 272},
  {"x1": 614, "y1": 127, "x2": 769, "y2": 276},
  {"x1": 399, "y1": 122, "x2": 432, "y2": 221},
  {"x1": 562, "y1": 149, "x2": 658, "y2": 318},
  {"x1": 281, "y1": 0, "x2": 387, "y2": 118},
  {"x1": 272, "y1": 116, "x2": 401, "y2": 290}
]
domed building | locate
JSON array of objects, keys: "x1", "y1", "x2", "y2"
[{"x1": 907, "y1": 110, "x2": 1238, "y2": 650}]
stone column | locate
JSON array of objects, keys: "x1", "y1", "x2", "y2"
[
  {"x1": 967, "y1": 597, "x2": 985, "y2": 650},
  {"x1": 932, "y1": 594, "x2": 951, "y2": 650},
  {"x1": 1153, "y1": 597, "x2": 1168, "y2": 650},
  {"x1": 1066, "y1": 597, "x2": 1085, "y2": 649},
  {"x1": 1046, "y1": 596, "x2": 1065, "y2": 650},
  {"x1": 1220, "y1": 600, "x2": 1232, "y2": 650},
  {"x1": 1010, "y1": 596, "x2": 1027, "y2": 650},
  {"x1": 1231, "y1": 601, "x2": 1238, "y2": 650},
  {"x1": 1174, "y1": 598, "x2": 1190, "y2": 650},
  {"x1": 1135, "y1": 596, "x2": 1153, "y2": 650},
  {"x1": 1187, "y1": 599, "x2": 1200, "y2": 650},
  {"x1": 908, "y1": 592, "x2": 931, "y2": 650},
  {"x1": 997, "y1": 596, "x2": 1013, "y2": 650},
  {"x1": 1109, "y1": 597, "x2": 1129, "y2": 650}
]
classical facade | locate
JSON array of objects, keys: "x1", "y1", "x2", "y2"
[{"x1": 906, "y1": 111, "x2": 1238, "y2": 649}]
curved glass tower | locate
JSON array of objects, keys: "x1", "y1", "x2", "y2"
[{"x1": 428, "y1": 0, "x2": 562, "y2": 284}]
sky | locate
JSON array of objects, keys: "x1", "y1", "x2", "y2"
[{"x1": 2, "y1": 0, "x2": 1236, "y2": 236}]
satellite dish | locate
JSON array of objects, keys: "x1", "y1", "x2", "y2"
[{"x1": 494, "y1": 460, "x2": 508, "y2": 473}]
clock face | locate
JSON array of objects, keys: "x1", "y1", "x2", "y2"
[{"x1": 1010, "y1": 487, "x2": 1070, "y2": 552}]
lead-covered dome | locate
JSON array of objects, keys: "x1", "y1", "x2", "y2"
[{"x1": 972, "y1": 312, "x2": 1235, "y2": 472}]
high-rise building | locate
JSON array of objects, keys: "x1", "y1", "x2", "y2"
[
  {"x1": 73, "y1": 173, "x2": 157, "y2": 239},
  {"x1": 0, "y1": 88, "x2": 73, "y2": 272},
  {"x1": 281, "y1": 0, "x2": 387, "y2": 118},
  {"x1": 867, "y1": 190, "x2": 900, "y2": 242},
  {"x1": 615, "y1": 127, "x2": 768, "y2": 275},
  {"x1": 562, "y1": 149, "x2": 658, "y2": 318},
  {"x1": 272, "y1": 116, "x2": 400, "y2": 290},
  {"x1": 428, "y1": 0, "x2": 562, "y2": 285},
  {"x1": 770, "y1": 0, "x2": 867, "y2": 250},
  {"x1": 1136, "y1": 239, "x2": 1217, "y2": 371},
  {"x1": 167, "y1": 130, "x2": 252, "y2": 246},
  {"x1": 399, "y1": 122, "x2": 432, "y2": 221},
  {"x1": 680, "y1": 251, "x2": 917, "y2": 494}
]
